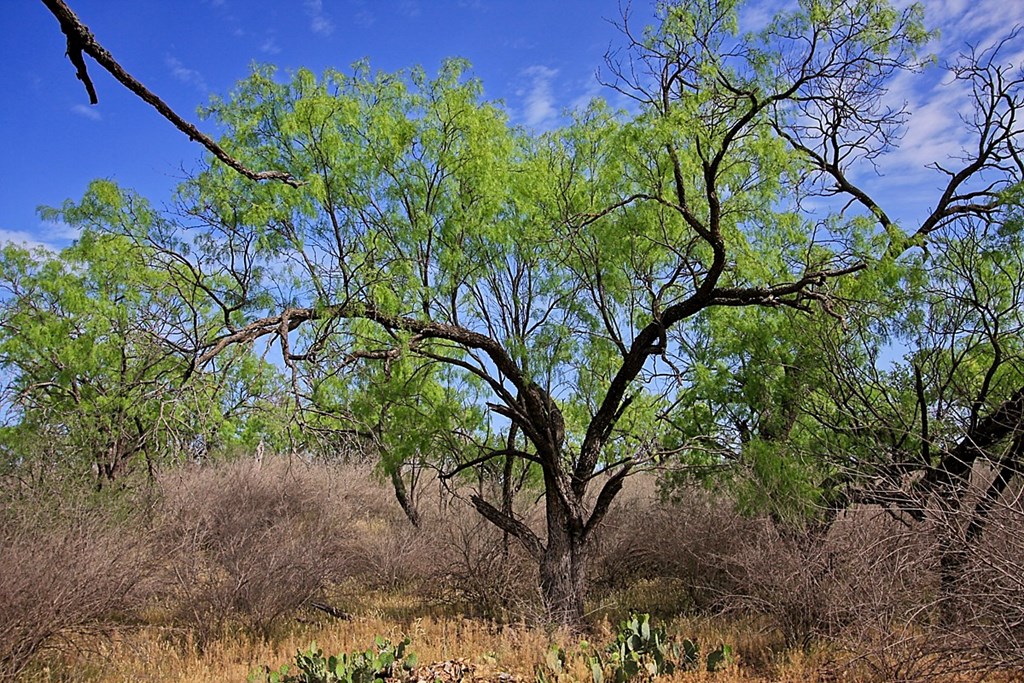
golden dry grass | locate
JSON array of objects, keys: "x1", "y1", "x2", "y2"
[{"x1": 19, "y1": 607, "x2": 1022, "y2": 683}]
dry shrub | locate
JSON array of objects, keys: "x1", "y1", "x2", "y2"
[
  {"x1": 436, "y1": 505, "x2": 542, "y2": 621},
  {"x1": 724, "y1": 509, "x2": 934, "y2": 651},
  {"x1": 962, "y1": 502, "x2": 1024, "y2": 653},
  {"x1": 330, "y1": 470, "x2": 446, "y2": 591},
  {"x1": 829, "y1": 492, "x2": 1024, "y2": 681},
  {"x1": 155, "y1": 458, "x2": 339, "y2": 641},
  {"x1": 588, "y1": 477, "x2": 754, "y2": 614},
  {"x1": 922, "y1": 492, "x2": 1024, "y2": 673},
  {"x1": 154, "y1": 457, "x2": 554, "y2": 632},
  {"x1": 0, "y1": 508, "x2": 146, "y2": 680}
]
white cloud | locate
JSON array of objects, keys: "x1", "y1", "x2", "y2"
[
  {"x1": 165, "y1": 55, "x2": 208, "y2": 93},
  {"x1": 737, "y1": 2, "x2": 792, "y2": 34},
  {"x1": 0, "y1": 222, "x2": 78, "y2": 252},
  {"x1": 0, "y1": 228, "x2": 53, "y2": 251},
  {"x1": 875, "y1": 0, "x2": 1024, "y2": 174},
  {"x1": 305, "y1": 0, "x2": 334, "y2": 35},
  {"x1": 519, "y1": 65, "x2": 559, "y2": 129},
  {"x1": 71, "y1": 104, "x2": 101, "y2": 121}
]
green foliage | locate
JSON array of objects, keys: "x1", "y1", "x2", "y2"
[
  {"x1": 11, "y1": 0, "x2": 1018, "y2": 629},
  {"x1": 257, "y1": 637, "x2": 418, "y2": 683},
  {"x1": 0, "y1": 181, "x2": 291, "y2": 487}
]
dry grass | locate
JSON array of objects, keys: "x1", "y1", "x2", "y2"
[{"x1": 21, "y1": 611, "x2": 1024, "y2": 683}]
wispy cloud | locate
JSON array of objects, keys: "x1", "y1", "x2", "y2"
[
  {"x1": 39, "y1": 220, "x2": 79, "y2": 242},
  {"x1": 354, "y1": 9, "x2": 375, "y2": 29},
  {"x1": 503, "y1": 37, "x2": 535, "y2": 50},
  {"x1": 737, "y1": 2, "x2": 786, "y2": 34},
  {"x1": 925, "y1": 0, "x2": 1022, "y2": 50},
  {"x1": 874, "y1": 0, "x2": 1022, "y2": 176},
  {"x1": 260, "y1": 35, "x2": 281, "y2": 55},
  {"x1": 519, "y1": 65, "x2": 560, "y2": 129},
  {"x1": 399, "y1": 0, "x2": 421, "y2": 18},
  {"x1": 305, "y1": 0, "x2": 334, "y2": 35},
  {"x1": 71, "y1": 104, "x2": 101, "y2": 121},
  {"x1": 0, "y1": 221, "x2": 78, "y2": 252},
  {"x1": 165, "y1": 55, "x2": 208, "y2": 93},
  {"x1": 569, "y1": 77, "x2": 606, "y2": 113}
]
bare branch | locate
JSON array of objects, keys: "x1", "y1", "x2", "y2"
[{"x1": 40, "y1": 0, "x2": 303, "y2": 187}]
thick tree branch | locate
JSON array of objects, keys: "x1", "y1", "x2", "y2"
[
  {"x1": 440, "y1": 448, "x2": 539, "y2": 481},
  {"x1": 583, "y1": 464, "x2": 632, "y2": 538},
  {"x1": 710, "y1": 264, "x2": 867, "y2": 306},
  {"x1": 964, "y1": 439, "x2": 1022, "y2": 544},
  {"x1": 921, "y1": 385, "x2": 1024, "y2": 496},
  {"x1": 469, "y1": 495, "x2": 544, "y2": 561}
]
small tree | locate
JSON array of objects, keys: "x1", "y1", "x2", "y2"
[{"x1": 0, "y1": 183, "x2": 288, "y2": 488}]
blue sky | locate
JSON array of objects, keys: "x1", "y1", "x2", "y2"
[{"x1": 1, "y1": 0, "x2": 1021, "y2": 251}]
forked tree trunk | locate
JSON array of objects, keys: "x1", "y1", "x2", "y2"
[{"x1": 470, "y1": 473, "x2": 592, "y2": 629}]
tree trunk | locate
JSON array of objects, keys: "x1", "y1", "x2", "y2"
[
  {"x1": 390, "y1": 467, "x2": 421, "y2": 528},
  {"x1": 539, "y1": 530, "x2": 587, "y2": 627},
  {"x1": 540, "y1": 482, "x2": 588, "y2": 628},
  {"x1": 470, "y1": 471, "x2": 590, "y2": 629}
]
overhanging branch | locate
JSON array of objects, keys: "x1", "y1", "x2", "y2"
[{"x1": 41, "y1": 0, "x2": 303, "y2": 187}]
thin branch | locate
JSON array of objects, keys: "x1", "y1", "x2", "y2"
[{"x1": 40, "y1": 0, "x2": 303, "y2": 187}]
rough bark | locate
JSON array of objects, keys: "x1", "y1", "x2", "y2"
[
  {"x1": 539, "y1": 486, "x2": 588, "y2": 628},
  {"x1": 390, "y1": 467, "x2": 421, "y2": 528},
  {"x1": 540, "y1": 530, "x2": 587, "y2": 628}
]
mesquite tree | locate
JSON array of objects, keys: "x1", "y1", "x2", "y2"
[
  {"x1": 72, "y1": 0, "x2": 1022, "y2": 626},
  {"x1": 0, "y1": 184, "x2": 291, "y2": 488}
]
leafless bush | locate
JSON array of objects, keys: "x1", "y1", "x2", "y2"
[
  {"x1": 327, "y1": 469, "x2": 447, "y2": 591},
  {"x1": 435, "y1": 506, "x2": 542, "y2": 621},
  {"x1": 155, "y1": 458, "x2": 339, "y2": 641},
  {"x1": 924, "y1": 489, "x2": 1024, "y2": 672},
  {"x1": 721, "y1": 508, "x2": 935, "y2": 651},
  {"x1": 0, "y1": 509, "x2": 146, "y2": 680},
  {"x1": 588, "y1": 477, "x2": 754, "y2": 613}
]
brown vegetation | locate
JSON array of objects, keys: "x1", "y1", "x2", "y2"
[
  {"x1": 0, "y1": 507, "x2": 147, "y2": 681},
  {"x1": 2, "y1": 458, "x2": 1023, "y2": 682}
]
